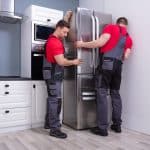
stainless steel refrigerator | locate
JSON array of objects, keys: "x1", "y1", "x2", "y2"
[{"x1": 63, "y1": 8, "x2": 112, "y2": 129}]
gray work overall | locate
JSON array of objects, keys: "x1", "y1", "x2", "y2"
[
  {"x1": 43, "y1": 57, "x2": 64, "y2": 130},
  {"x1": 96, "y1": 28, "x2": 127, "y2": 130}
]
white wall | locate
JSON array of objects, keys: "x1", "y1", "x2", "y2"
[
  {"x1": 80, "y1": 0, "x2": 150, "y2": 135},
  {"x1": 104, "y1": 0, "x2": 150, "y2": 135},
  {"x1": 79, "y1": 0, "x2": 104, "y2": 11}
]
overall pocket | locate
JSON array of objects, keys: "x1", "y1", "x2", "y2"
[
  {"x1": 43, "y1": 69, "x2": 51, "y2": 80},
  {"x1": 49, "y1": 83, "x2": 57, "y2": 96},
  {"x1": 102, "y1": 59, "x2": 114, "y2": 70},
  {"x1": 54, "y1": 72, "x2": 64, "y2": 81}
]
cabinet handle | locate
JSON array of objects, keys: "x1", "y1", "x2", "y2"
[
  {"x1": 5, "y1": 84, "x2": 9, "y2": 87},
  {"x1": 47, "y1": 19, "x2": 51, "y2": 22},
  {"x1": 33, "y1": 84, "x2": 36, "y2": 88},
  {"x1": 5, "y1": 91, "x2": 9, "y2": 95},
  {"x1": 5, "y1": 110, "x2": 10, "y2": 114}
]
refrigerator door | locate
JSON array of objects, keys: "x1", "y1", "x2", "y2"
[
  {"x1": 93, "y1": 11, "x2": 112, "y2": 69},
  {"x1": 76, "y1": 8, "x2": 95, "y2": 74}
]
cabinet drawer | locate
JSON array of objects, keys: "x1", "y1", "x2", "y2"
[
  {"x1": 0, "y1": 81, "x2": 31, "y2": 95},
  {"x1": 0, "y1": 107, "x2": 31, "y2": 128},
  {"x1": 0, "y1": 95, "x2": 31, "y2": 108}
]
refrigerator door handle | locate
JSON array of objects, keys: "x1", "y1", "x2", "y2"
[
  {"x1": 95, "y1": 16, "x2": 100, "y2": 69},
  {"x1": 76, "y1": 10, "x2": 82, "y2": 73},
  {"x1": 77, "y1": 37, "x2": 83, "y2": 74},
  {"x1": 82, "y1": 96, "x2": 96, "y2": 101},
  {"x1": 91, "y1": 15, "x2": 96, "y2": 70}
]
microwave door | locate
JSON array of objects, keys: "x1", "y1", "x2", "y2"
[
  {"x1": 34, "y1": 24, "x2": 55, "y2": 41},
  {"x1": 32, "y1": 22, "x2": 55, "y2": 45}
]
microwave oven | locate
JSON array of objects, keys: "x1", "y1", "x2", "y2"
[{"x1": 32, "y1": 21, "x2": 55, "y2": 45}]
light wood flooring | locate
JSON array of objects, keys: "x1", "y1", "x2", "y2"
[{"x1": 0, "y1": 126, "x2": 150, "y2": 150}]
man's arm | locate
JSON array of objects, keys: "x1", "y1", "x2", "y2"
[
  {"x1": 76, "y1": 33, "x2": 111, "y2": 49},
  {"x1": 54, "y1": 54, "x2": 82, "y2": 66}
]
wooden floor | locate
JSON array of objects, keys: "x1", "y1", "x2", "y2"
[{"x1": 0, "y1": 126, "x2": 150, "y2": 150}]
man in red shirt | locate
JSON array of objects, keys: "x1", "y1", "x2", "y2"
[
  {"x1": 76, "y1": 17, "x2": 133, "y2": 136},
  {"x1": 43, "y1": 20, "x2": 82, "y2": 139}
]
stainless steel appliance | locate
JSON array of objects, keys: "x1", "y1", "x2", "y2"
[
  {"x1": 31, "y1": 24, "x2": 55, "y2": 80},
  {"x1": 31, "y1": 22, "x2": 55, "y2": 80},
  {"x1": 63, "y1": 8, "x2": 112, "y2": 129}
]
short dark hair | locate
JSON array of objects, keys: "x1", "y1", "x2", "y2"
[
  {"x1": 116, "y1": 17, "x2": 128, "y2": 25},
  {"x1": 56, "y1": 20, "x2": 70, "y2": 29}
]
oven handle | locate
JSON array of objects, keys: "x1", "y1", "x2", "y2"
[{"x1": 33, "y1": 54, "x2": 44, "y2": 57}]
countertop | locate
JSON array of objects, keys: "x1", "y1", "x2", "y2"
[{"x1": 0, "y1": 76, "x2": 31, "y2": 81}]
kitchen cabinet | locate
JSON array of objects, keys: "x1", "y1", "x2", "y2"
[
  {"x1": 0, "y1": 81, "x2": 32, "y2": 132},
  {"x1": 31, "y1": 81, "x2": 47, "y2": 127},
  {"x1": 0, "y1": 80, "x2": 63, "y2": 133}
]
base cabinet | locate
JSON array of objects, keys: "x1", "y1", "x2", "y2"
[
  {"x1": 0, "y1": 81, "x2": 32, "y2": 133},
  {"x1": 0, "y1": 80, "x2": 63, "y2": 133},
  {"x1": 31, "y1": 81, "x2": 47, "y2": 127}
]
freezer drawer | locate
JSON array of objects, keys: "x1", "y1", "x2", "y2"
[
  {"x1": 77, "y1": 74, "x2": 95, "y2": 91},
  {"x1": 76, "y1": 75, "x2": 97, "y2": 129}
]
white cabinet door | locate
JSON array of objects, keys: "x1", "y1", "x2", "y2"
[
  {"x1": 0, "y1": 81, "x2": 32, "y2": 132},
  {"x1": 32, "y1": 81, "x2": 47, "y2": 127}
]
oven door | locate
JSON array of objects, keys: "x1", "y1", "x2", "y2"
[
  {"x1": 31, "y1": 52, "x2": 44, "y2": 80},
  {"x1": 32, "y1": 22, "x2": 55, "y2": 45}
]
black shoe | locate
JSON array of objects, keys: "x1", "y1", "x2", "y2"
[
  {"x1": 111, "y1": 124, "x2": 121, "y2": 133},
  {"x1": 90, "y1": 127, "x2": 108, "y2": 136},
  {"x1": 50, "y1": 129, "x2": 67, "y2": 139},
  {"x1": 44, "y1": 123, "x2": 50, "y2": 129}
]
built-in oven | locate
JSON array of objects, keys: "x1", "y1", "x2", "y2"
[{"x1": 31, "y1": 21, "x2": 55, "y2": 80}]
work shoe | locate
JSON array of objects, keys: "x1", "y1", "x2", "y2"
[
  {"x1": 50, "y1": 129, "x2": 67, "y2": 139},
  {"x1": 44, "y1": 122, "x2": 50, "y2": 129},
  {"x1": 90, "y1": 127, "x2": 108, "y2": 136},
  {"x1": 111, "y1": 124, "x2": 121, "y2": 133}
]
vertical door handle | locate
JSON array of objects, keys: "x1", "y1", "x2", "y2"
[
  {"x1": 91, "y1": 15, "x2": 96, "y2": 72},
  {"x1": 95, "y1": 16, "x2": 100, "y2": 69},
  {"x1": 33, "y1": 84, "x2": 36, "y2": 88}
]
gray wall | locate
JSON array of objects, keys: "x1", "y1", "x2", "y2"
[
  {"x1": 79, "y1": 0, "x2": 150, "y2": 135},
  {"x1": 104, "y1": 0, "x2": 150, "y2": 135},
  {"x1": 0, "y1": 0, "x2": 79, "y2": 76},
  {"x1": 79, "y1": 0, "x2": 104, "y2": 12}
]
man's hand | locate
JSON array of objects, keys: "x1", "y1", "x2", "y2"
[
  {"x1": 75, "y1": 41, "x2": 84, "y2": 48},
  {"x1": 72, "y1": 58, "x2": 83, "y2": 65},
  {"x1": 64, "y1": 10, "x2": 73, "y2": 23},
  {"x1": 124, "y1": 48, "x2": 131, "y2": 60}
]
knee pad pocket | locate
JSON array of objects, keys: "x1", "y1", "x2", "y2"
[{"x1": 48, "y1": 84, "x2": 57, "y2": 96}]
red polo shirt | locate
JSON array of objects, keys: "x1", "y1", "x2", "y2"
[
  {"x1": 100, "y1": 24, "x2": 133, "y2": 53},
  {"x1": 45, "y1": 35, "x2": 64, "y2": 63}
]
